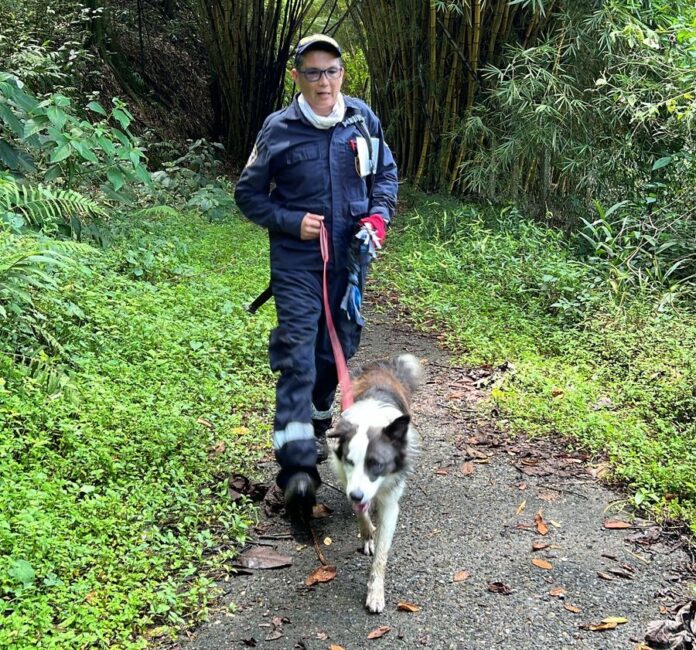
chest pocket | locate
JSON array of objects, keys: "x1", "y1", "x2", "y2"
[{"x1": 285, "y1": 143, "x2": 321, "y2": 165}]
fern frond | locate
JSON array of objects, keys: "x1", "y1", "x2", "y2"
[
  {"x1": 0, "y1": 178, "x2": 107, "y2": 227},
  {"x1": 0, "y1": 234, "x2": 66, "y2": 304}
]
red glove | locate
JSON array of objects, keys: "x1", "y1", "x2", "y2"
[{"x1": 359, "y1": 214, "x2": 387, "y2": 245}]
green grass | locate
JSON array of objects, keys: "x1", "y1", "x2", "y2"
[
  {"x1": 382, "y1": 191, "x2": 696, "y2": 532},
  {"x1": 2, "y1": 192, "x2": 693, "y2": 647},
  {"x1": 0, "y1": 210, "x2": 275, "y2": 648}
]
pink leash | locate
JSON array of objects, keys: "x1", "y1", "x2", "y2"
[{"x1": 319, "y1": 223, "x2": 354, "y2": 410}]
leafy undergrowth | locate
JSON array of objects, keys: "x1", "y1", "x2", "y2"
[
  {"x1": 381, "y1": 192, "x2": 696, "y2": 534},
  {"x1": 0, "y1": 210, "x2": 275, "y2": 648}
]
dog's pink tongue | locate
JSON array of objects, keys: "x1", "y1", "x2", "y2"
[{"x1": 352, "y1": 502, "x2": 370, "y2": 515}]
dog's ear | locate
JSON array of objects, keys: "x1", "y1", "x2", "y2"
[
  {"x1": 383, "y1": 414, "x2": 410, "y2": 442},
  {"x1": 327, "y1": 419, "x2": 355, "y2": 439}
]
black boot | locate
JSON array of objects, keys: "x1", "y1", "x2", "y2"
[
  {"x1": 283, "y1": 471, "x2": 317, "y2": 521},
  {"x1": 312, "y1": 418, "x2": 332, "y2": 463}
]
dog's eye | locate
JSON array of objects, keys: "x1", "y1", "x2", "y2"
[{"x1": 368, "y1": 460, "x2": 385, "y2": 473}]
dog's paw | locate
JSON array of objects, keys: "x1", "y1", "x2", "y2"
[
  {"x1": 362, "y1": 537, "x2": 375, "y2": 556},
  {"x1": 359, "y1": 521, "x2": 376, "y2": 556},
  {"x1": 365, "y1": 585, "x2": 385, "y2": 613}
]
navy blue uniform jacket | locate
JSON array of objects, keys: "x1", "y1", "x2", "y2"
[{"x1": 234, "y1": 94, "x2": 398, "y2": 271}]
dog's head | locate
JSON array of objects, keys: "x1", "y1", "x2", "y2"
[{"x1": 329, "y1": 405, "x2": 411, "y2": 515}]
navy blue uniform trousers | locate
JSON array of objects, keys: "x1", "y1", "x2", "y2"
[{"x1": 270, "y1": 266, "x2": 361, "y2": 488}]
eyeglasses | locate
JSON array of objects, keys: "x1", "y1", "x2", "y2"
[{"x1": 297, "y1": 67, "x2": 343, "y2": 82}]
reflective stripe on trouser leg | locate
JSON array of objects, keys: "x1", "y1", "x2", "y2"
[
  {"x1": 273, "y1": 422, "x2": 318, "y2": 488},
  {"x1": 273, "y1": 421, "x2": 315, "y2": 450}
]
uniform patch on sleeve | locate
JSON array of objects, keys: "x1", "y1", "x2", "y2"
[{"x1": 245, "y1": 144, "x2": 258, "y2": 168}]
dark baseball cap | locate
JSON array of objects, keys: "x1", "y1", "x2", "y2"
[{"x1": 294, "y1": 34, "x2": 342, "y2": 59}]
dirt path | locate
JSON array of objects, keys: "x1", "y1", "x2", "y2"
[{"x1": 180, "y1": 305, "x2": 693, "y2": 650}]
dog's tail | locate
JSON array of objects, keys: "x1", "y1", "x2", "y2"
[{"x1": 392, "y1": 354, "x2": 424, "y2": 394}]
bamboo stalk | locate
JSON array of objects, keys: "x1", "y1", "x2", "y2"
[
  {"x1": 414, "y1": 1, "x2": 437, "y2": 186},
  {"x1": 439, "y1": 49, "x2": 460, "y2": 179},
  {"x1": 523, "y1": 13, "x2": 538, "y2": 48},
  {"x1": 487, "y1": 0, "x2": 505, "y2": 60}
]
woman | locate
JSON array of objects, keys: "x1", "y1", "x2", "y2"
[{"x1": 235, "y1": 34, "x2": 398, "y2": 519}]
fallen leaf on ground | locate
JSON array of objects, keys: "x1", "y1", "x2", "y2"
[
  {"x1": 229, "y1": 475, "x2": 268, "y2": 503},
  {"x1": 645, "y1": 601, "x2": 696, "y2": 648},
  {"x1": 580, "y1": 622, "x2": 616, "y2": 631},
  {"x1": 597, "y1": 571, "x2": 614, "y2": 581},
  {"x1": 588, "y1": 462, "x2": 610, "y2": 479},
  {"x1": 604, "y1": 519, "x2": 632, "y2": 529},
  {"x1": 367, "y1": 625, "x2": 391, "y2": 639},
  {"x1": 329, "y1": 646, "x2": 345, "y2": 650},
  {"x1": 518, "y1": 461, "x2": 553, "y2": 477},
  {"x1": 550, "y1": 520, "x2": 561, "y2": 528},
  {"x1": 626, "y1": 526, "x2": 660, "y2": 546},
  {"x1": 397, "y1": 602, "x2": 421, "y2": 612},
  {"x1": 435, "y1": 468, "x2": 449, "y2": 476},
  {"x1": 237, "y1": 547, "x2": 293, "y2": 570},
  {"x1": 602, "y1": 616, "x2": 628, "y2": 625},
  {"x1": 535, "y1": 511, "x2": 549, "y2": 536},
  {"x1": 608, "y1": 567, "x2": 633, "y2": 579},
  {"x1": 144, "y1": 626, "x2": 168, "y2": 639},
  {"x1": 538, "y1": 489, "x2": 559, "y2": 502},
  {"x1": 518, "y1": 482, "x2": 528, "y2": 490},
  {"x1": 453, "y1": 570, "x2": 470, "y2": 582},
  {"x1": 488, "y1": 581, "x2": 512, "y2": 595},
  {"x1": 312, "y1": 503, "x2": 332, "y2": 519},
  {"x1": 564, "y1": 604, "x2": 582, "y2": 613},
  {"x1": 532, "y1": 542, "x2": 549, "y2": 551},
  {"x1": 460, "y1": 462, "x2": 475, "y2": 476},
  {"x1": 464, "y1": 445, "x2": 489, "y2": 460},
  {"x1": 197, "y1": 416, "x2": 214, "y2": 429},
  {"x1": 209, "y1": 440, "x2": 225, "y2": 454},
  {"x1": 549, "y1": 587, "x2": 566, "y2": 597},
  {"x1": 532, "y1": 558, "x2": 553, "y2": 570},
  {"x1": 305, "y1": 565, "x2": 337, "y2": 586},
  {"x1": 580, "y1": 619, "x2": 624, "y2": 631},
  {"x1": 516, "y1": 500, "x2": 527, "y2": 515}
]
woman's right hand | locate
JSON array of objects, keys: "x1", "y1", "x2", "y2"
[{"x1": 300, "y1": 212, "x2": 324, "y2": 240}]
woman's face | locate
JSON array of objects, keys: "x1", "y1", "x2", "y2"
[{"x1": 291, "y1": 50, "x2": 344, "y2": 117}]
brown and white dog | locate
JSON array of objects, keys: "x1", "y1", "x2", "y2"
[{"x1": 329, "y1": 354, "x2": 422, "y2": 613}]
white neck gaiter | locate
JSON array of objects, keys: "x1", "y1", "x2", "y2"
[{"x1": 298, "y1": 92, "x2": 346, "y2": 129}]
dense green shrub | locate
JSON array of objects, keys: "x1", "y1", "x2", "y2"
[
  {"x1": 0, "y1": 209, "x2": 274, "y2": 648},
  {"x1": 0, "y1": 73, "x2": 150, "y2": 201},
  {"x1": 386, "y1": 193, "x2": 696, "y2": 532}
]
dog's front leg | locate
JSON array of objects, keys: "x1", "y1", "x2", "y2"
[
  {"x1": 365, "y1": 496, "x2": 400, "y2": 613},
  {"x1": 357, "y1": 512, "x2": 376, "y2": 555}
]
